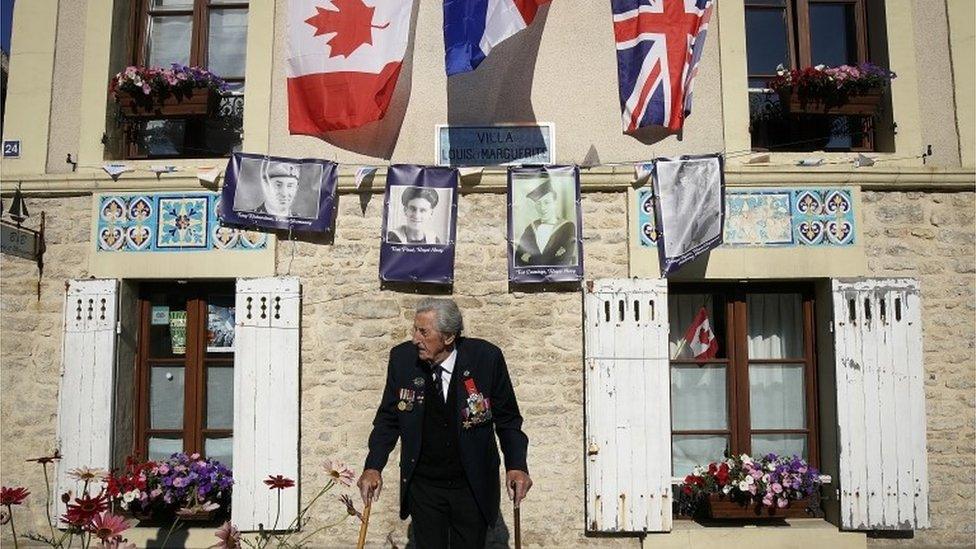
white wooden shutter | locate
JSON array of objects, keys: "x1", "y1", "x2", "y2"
[
  {"x1": 584, "y1": 278, "x2": 672, "y2": 533},
  {"x1": 55, "y1": 279, "x2": 119, "y2": 505},
  {"x1": 232, "y1": 277, "x2": 301, "y2": 531},
  {"x1": 832, "y1": 278, "x2": 929, "y2": 530}
]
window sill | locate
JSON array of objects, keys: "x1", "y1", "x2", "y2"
[
  {"x1": 725, "y1": 151, "x2": 922, "y2": 169},
  {"x1": 663, "y1": 518, "x2": 866, "y2": 549}
]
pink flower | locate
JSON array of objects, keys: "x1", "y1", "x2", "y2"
[
  {"x1": 90, "y1": 511, "x2": 131, "y2": 541},
  {"x1": 212, "y1": 521, "x2": 241, "y2": 549},
  {"x1": 762, "y1": 494, "x2": 773, "y2": 507},
  {"x1": 777, "y1": 497, "x2": 788, "y2": 508},
  {"x1": 771, "y1": 483, "x2": 783, "y2": 494},
  {"x1": 747, "y1": 484, "x2": 758, "y2": 495},
  {"x1": 141, "y1": 84, "x2": 151, "y2": 95},
  {"x1": 325, "y1": 459, "x2": 356, "y2": 487}
]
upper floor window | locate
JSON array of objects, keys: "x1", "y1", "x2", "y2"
[
  {"x1": 746, "y1": 0, "x2": 892, "y2": 152},
  {"x1": 118, "y1": 0, "x2": 248, "y2": 159},
  {"x1": 669, "y1": 285, "x2": 819, "y2": 477}
]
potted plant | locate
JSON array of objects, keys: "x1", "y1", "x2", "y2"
[
  {"x1": 110, "y1": 64, "x2": 229, "y2": 119},
  {"x1": 767, "y1": 63, "x2": 896, "y2": 116},
  {"x1": 678, "y1": 453, "x2": 823, "y2": 519},
  {"x1": 107, "y1": 453, "x2": 233, "y2": 523}
]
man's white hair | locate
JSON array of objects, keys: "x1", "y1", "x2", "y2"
[{"x1": 415, "y1": 298, "x2": 463, "y2": 336}]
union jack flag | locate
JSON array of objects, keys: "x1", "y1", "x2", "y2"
[{"x1": 612, "y1": 0, "x2": 714, "y2": 133}]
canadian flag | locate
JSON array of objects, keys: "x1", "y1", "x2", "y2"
[
  {"x1": 287, "y1": 0, "x2": 413, "y2": 133},
  {"x1": 682, "y1": 307, "x2": 718, "y2": 360}
]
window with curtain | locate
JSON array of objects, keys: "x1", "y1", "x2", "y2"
[
  {"x1": 745, "y1": 0, "x2": 890, "y2": 152},
  {"x1": 136, "y1": 282, "x2": 235, "y2": 468},
  {"x1": 669, "y1": 285, "x2": 818, "y2": 477},
  {"x1": 122, "y1": 0, "x2": 248, "y2": 159}
]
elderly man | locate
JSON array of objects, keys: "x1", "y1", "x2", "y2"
[{"x1": 358, "y1": 298, "x2": 531, "y2": 548}]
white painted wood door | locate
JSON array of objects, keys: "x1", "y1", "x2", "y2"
[
  {"x1": 584, "y1": 278, "x2": 672, "y2": 533},
  {"x1": 832, "y1": 278, "x2": 929, "y2": 530},
  {"x1": 232, "y1": 277, "x2": 301, "y2": 531},
  {"x1": 55, "y1": 279, "x2": 119, "y2": 510}
]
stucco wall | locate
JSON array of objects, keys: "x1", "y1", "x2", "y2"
[{"x1": 45, "y1": 0, "x2": 87, "y2": 174}]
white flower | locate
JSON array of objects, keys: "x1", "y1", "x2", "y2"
[
  {"x1": 693, "y1": 466, "x2": 704, "y2": 476},
  {"x1": 723, "y1": 485, "x2": 732, "y2": 495},
  {"x1": 122, "y1": 489, "x2": 139, "y2": 503},
  {"x1": 746, "y1": 476, "x2": 755, "y2": 485},
  {"x1": 815, "y1": 64, "x2": 825, "y2": 71},
  {"x1": 775, "y1": 63, "x2": 785, "y2": 76},
  {"x1": 738, "y1": 481, "x2": 749, "y2": 491},
  {"x1": 762, "y1": 474, "x2": 770, "y2": 483},
  {"x1": 767, "y1": 463, "x2": 776, "y2": 471}
]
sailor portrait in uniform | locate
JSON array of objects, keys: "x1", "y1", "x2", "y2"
[{"x1": 514, "y1": 175, "x2": 578, "y2": 266}]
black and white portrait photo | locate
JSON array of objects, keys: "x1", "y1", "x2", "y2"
[
  {"x1": 384, "y1": 186, "x2": 453, "y2": 245},
  {"x1": 219, "y1": 153, "x2": 338, "y2": 233},
  {"x1": 511, "y1": 170, "x2": 579, "y2": 267},
  {"x1": 232, "y1": 158, "x2": 323, "y2": 219},
  {"x1": 653, "y1": 154, "x2": 725, "y2": 275}
]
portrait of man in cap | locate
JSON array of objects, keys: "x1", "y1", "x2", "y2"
[
  {"x1": 255, "y1": 161, "x2": 302, "y2": 218},
  {"x1": 513, "y1": 174, "x2": 578, "y2": 267},
  {"x1": 386, "y1": 186, "x2": 450, "y2": 245}
]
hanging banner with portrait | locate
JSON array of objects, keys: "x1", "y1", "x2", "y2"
[
  {"x1": 218, "y1": 152, "x2": 338, "y2": 232},
  {"x1": 379, "y1": 165, "x2": 459, "y2": 284},
  {"x1": 507, "y1": 165, "x2": 584, "y2": 283},
  {"x1": 652, "y1": 153, "x2": 725, "y2": 276}
]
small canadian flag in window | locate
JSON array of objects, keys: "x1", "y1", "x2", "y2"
[{"x1": 683, "y1": 307, "x2": 719, "y2": 360}]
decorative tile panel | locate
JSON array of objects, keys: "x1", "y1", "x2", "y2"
[
  {"x1": 636, "y1": 187, "x2": 658, "y2": 247},
  {"x1": 636, "y1": 187, "x2": 856, "y2": 249},
  {"x1": 96, "y1": 193, "x2": 267, "y2": 253}
]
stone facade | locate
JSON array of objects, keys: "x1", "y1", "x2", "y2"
[{"x1": 1, "y1": 190, "x2": 972, "y2": 548}]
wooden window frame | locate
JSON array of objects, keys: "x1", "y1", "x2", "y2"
[
  {"x1": 133, "y1": 282, "x2": 234, "y2": 460},
  {"x1": 746, "y1": 0, "x2": 875, "y2": 152},
  {"x1": 131, "y1": 0, "x2": 249, "y2": 84},
  {"x1": 670, "y1": 283, "x2": 820, "y2": 469}
]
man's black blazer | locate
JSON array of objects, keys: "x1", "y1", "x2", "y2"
[{"x1": 364, "y1": 337, "x2": 529, "y2": 525}]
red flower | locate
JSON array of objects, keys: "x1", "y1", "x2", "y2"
[
  {"x1": 62, "y1": 492, "x2": 109, "y2": 526},
  {"x1": 89, "y1": 511, "x2": 131, "y2": 541},
  {"x1": 0, "y1": 487, "x2": 30, "y2": 506},
  {"x1": 263, "y1": 475, "x2": 295, "y2": 490},
  {"x1": 715, "y1": 463, "x2": 730, "y2": 486},
  {"x1": 682, "y1": 485, "x2": 693, "y2": 496}
]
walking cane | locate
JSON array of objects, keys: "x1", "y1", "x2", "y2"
[
  {"x1": 512, "y1": 481, "x2": 522, "y2": 549},
  {"x1": 356, "y1": 500, "x2": 372, "y2": 549}
]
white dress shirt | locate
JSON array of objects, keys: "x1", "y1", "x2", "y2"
[{"x1": 434, "y1": 348, "x2": 458, "y2": 401}]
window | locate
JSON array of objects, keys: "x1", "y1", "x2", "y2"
[
  {"x1": 669, "y1": 285, "x2": 819, "y2": 477},
  {"x1": 746, "y1": 0, "x2": 890, "y2": 152},
  {"x1": 122, "y1": 0, "x2": 248, "y2": 159},
  {"x1": 135, "y1": 282, "x2": 235, "y2": 467}
]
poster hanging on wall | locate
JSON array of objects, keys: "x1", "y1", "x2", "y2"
[
  {"x1": 379, "y1": 165, "x2": 459, "y2": 284},
  {"x1": 219, "y1": 152, "x2": 338, "y2": 233},
  {"x1": 507, "y1": 165, "x2": 584, "y2": 283},
  {"x1": 652, "y1": 153, "x2": 725, "y2": 276}
]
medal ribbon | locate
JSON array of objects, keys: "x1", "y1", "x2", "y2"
[{"x1": 464, "y1": 378, "x2": 478, "y2": 395}]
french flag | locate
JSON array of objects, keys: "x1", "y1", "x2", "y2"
[{"x1": 443, "y1": 0, "x2": 551, "y2": 76}]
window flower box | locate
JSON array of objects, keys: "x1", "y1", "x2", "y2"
[
  {"x1": 118, "y1": 88, "x2": 215, "y2": 119},
  {"x1": 705, "y1": 493, "x2": 815, "y2": 519},
  {"x1": 677, "y1": 454, "x2": 823, "y2": 520},
  {"x1": 111, "y1": 64, "x2": 228, "y2": 120},
  {"x1": 780, "y1": 88, "x2": 884, "y2": 116},
  {"x1": 768, "y1": 63, "x2": 895, "y2": 117}
]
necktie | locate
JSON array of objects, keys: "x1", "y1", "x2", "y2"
[{"x1": 431, "y1": 365, "x2": 445, "y2": 402}]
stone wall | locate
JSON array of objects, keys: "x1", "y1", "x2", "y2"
[
  {"x1": 861, "y1": 191, "x2": 976, "y2": 549},
  {"x1": 1, "y1": 190, "x2": 973, "y2": 548},
  {"x1": 0, "y1": 196, "x2": 92, "y2": 534}
]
